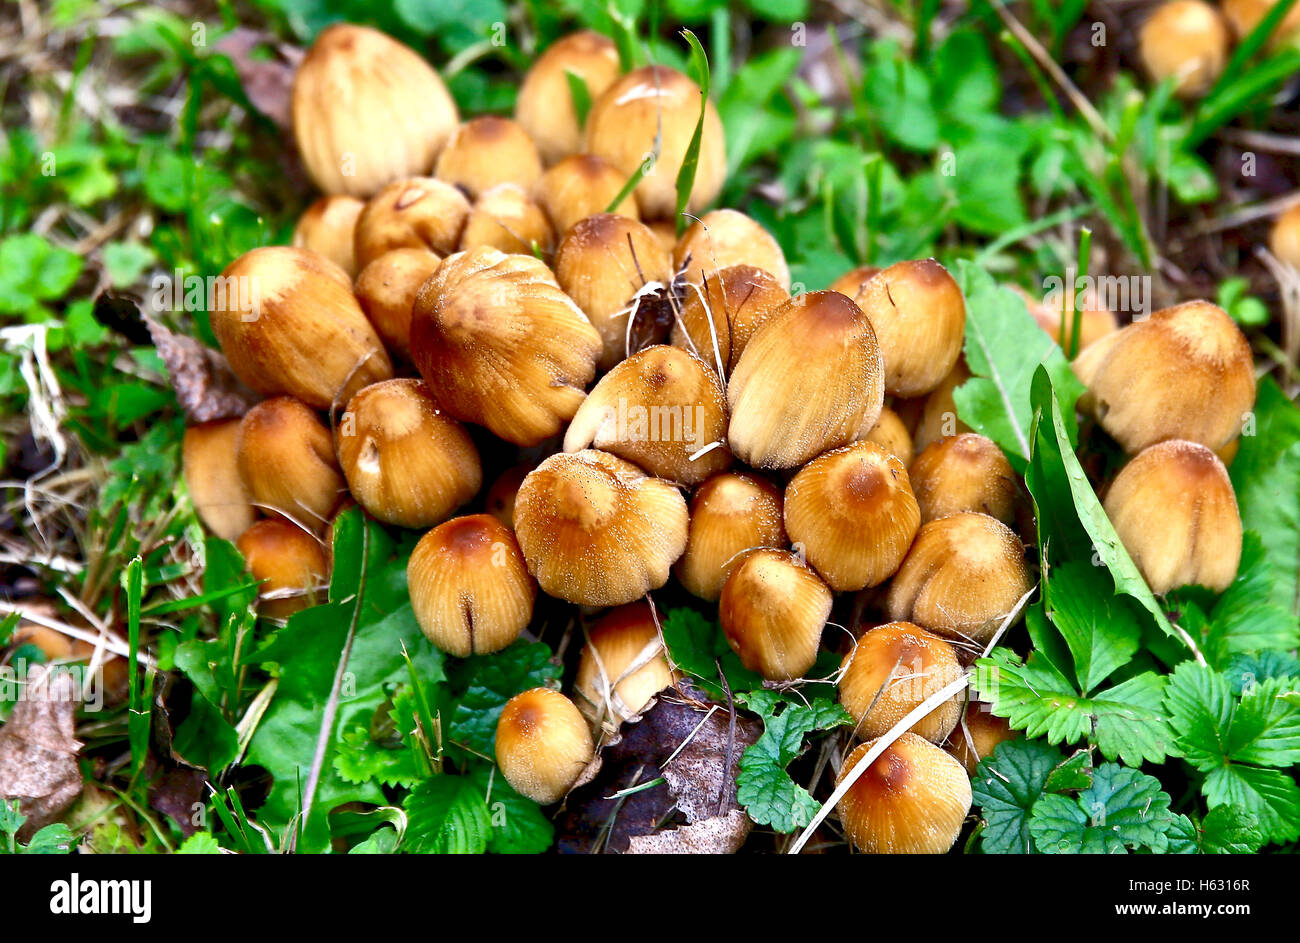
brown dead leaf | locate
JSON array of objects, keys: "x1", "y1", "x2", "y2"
[
  {"x1": 556, "y1": 681, "x2": 760, "y2": 854},
  {"x1": 94, "y1": 293, "x2": 259, "y2": 422},
  {"x1": 625, "y1": 810, "x2": 752, "y2": 854},
  {"x1": 215, "y1": 29, "x2": 304, "y2": 130},
  {"x1": 0, "y1": 664, "x2": 84, "y2": 839}
]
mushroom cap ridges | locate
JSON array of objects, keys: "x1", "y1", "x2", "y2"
[
  {"x1": 513, "y1": 450, "x2": 689, "y2": 606},
  {"x1": 836, "y1": 733, "x2": 972, "y2": 854},
  {"x1": 839, "y1": 622, "x2": 963, "y2": 742}
]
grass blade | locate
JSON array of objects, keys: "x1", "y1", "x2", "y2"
[{"x1": 674, "y1": 28, "x2": 711, "y2": 236}]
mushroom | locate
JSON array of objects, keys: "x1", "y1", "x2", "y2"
[
  {"x1": 838, "y1": 622, "x2": 963, "y2": 743},
  {"x1": 719, "y1": 548, "x2": 832, "y2": 681},
  {"x1": 515, "y1": 31, "x2": 622, "y2": 166},
  {"x1": 495, "y1": 688, "x2": 594, "y2": 803},
  {"x1": 291, "y1": 196, "x2": 365, "y2": 277},
  {"x1": 675, "y1": 471, "x2": 786, "y2": 601},
  {"x1": 353, "y1": 177, "x2": 471, "y2": 269},
  {"x1": 574, "y1": 602, "x2": 678, "y2": 730},
  {"x1": 535, "y1": 154, "x2": 640, "y2": 235},
  {"x1": 434, "y1": 116, "x2": 544, "y2": 200},
  {"x1": 908, "y1": 433, "x2": 1017, "y2": 525},
  {"x1": 354, "y1": 248, "x2": 442, "y2": 360},
  {"x1": 235, "y1": 396, "x2": 345, "y2": 530},
  {"x1": 236, "y1": 519, "x2": 329, "y2": 619},
  {"x1": 673, "y1": 209, "x2": 791, "y2": 291},
  {"x1": 182, "y1": 419, "x2": 256, "y2": 541}
]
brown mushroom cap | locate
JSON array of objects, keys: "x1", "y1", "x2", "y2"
[
  {"x1": 909, "y1": 433, "x2": 1018, "y2": 525},
  {"x1": 675, "y1": 471, "x2": 786, "y2": 601},
  {"x1": 407, "y1": 514, "x2": 535, "y2": 657},
  {"x1": 727, "y1": 290, "x2": 885, "y2": 469},
  {"x1": 838, "y1": 622, "x2": 963, "y2": 743},
  {"x1": 574, "y1": 602, "x2": 678, "y2": 729},
  {"x1": 1139, "y1": 0, "x2": 1230, "y2": 98},
  {"x1": 236, "y1": 519, "x2": 329, "y2": 619},
  {"x1": 1072, "y1": 300, "x2": 1254, "y2": 453},
  {"x1": 535, "y1": 154, "x2": 639, "y2": 235},
  {"x1": 584, "y1": 65, "x2": 726, "y2": 219},
  {"x1": 885, "y1": 511, "x2": 1033, "y2": 646},
  {"x1": 1269, "y1": 203, "x2": 1300, "y2": 269},
  {"x1": 291, "y1": 24, "x2": 458, "y2": 197},
  {"x1": 353, "y1": 177, "x2": 471, "y2": 269},
  {"x1": 857, "y1": 406, "x2": 914, "y2": 467},
  {"x1": 836, "y1": 732, "x2": 972, "y2": 854},
  {"x1": 410, "y1": 247, "x2": 601, "y2": 446},
  {"x1": 183, "y1": 419, "x2": 256, "y2": 541},
  {"x1": 210, "y1": 246, "x2": 393, "y2": 410},
  {"x1": 434, "y1": 116, "x2": 544, "y2": 200},
  {"x1": 459, "y1": 183, "x2": 555, "y2": 256},
  {"x1": 495, "y1": 687, "x2": 594, "y2": 803},
  {"x1": 292, "y1": 195, "x2": 365, "y2": 277},
  {"x1": 1103, "y1": 439, "x2": 1243, "y2": 593},
  {"x1": 515, "y1": 31, "x2": 622, "y2": 166},
  {"x1": 236, "y1": 396, "x2": 345, "y2": 530},
  {"x1": 336, "y1": 379, "x2": 481, "y2": 528},
  {"x1": 719, "y1": 548, "x2": 832, "y2": 681},
  {"x1": 945, "y1": 701, "x2": 1019, "y2": 775},
  {"x1": 354, "y1": 247, "x2": 442, "y2": 359},
  {"x1": 513, "y1": 450, "x2": 690, "y2": 607},
  {"x1": 674, "y1": 210, "x2": 791, "y2": 291},
  {"x1": 849, "y1": 259, "x2": 967, "y2": 398},
  {"x1": 670, "y1": 264, "x2": 790, "y2": 375},
  {"x1": 784, "y1": 442, "x2": 921, "y2": 592},
  {"x1": 563, "y1": 345, "x2": 731, "y2": 485}
]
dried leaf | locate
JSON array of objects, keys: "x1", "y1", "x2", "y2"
[
  {"x1": 625, "y1": 809, "x2": 751, "y2": 853},
  {"x1": 214, "y1": 29, "x2": 303, "y2": 129},
  {"x1": 0, "y1": 665, "x2": 83, "y2": 839}
]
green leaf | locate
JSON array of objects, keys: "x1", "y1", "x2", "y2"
[
  {"x1": 176, "y1": 832, "x2": 223, "y2": 854},
  {"x1": 474, "y1": 768, "x2": 554, "y2": 855},
  {"x1": 102, "y1": 242, "x2": 156, "y2": 289},
  {"x1": 735, "y1": 691, "x2": 851, "y2": 833},
  {"x1": 1203, "y1": 765, "x2": 1300, "y2": 845},
  {"x1": 1028, "y1": 764, "x2": 1174, "y2": 853},
  {"x1": 1195, "y1": 533, "x2": 1300, "y2": 668},
  {"x1": 333, "y1": 723, "x2": 422, "y2": 788},
  {"x1": 861, "y1": 40, "x2": 938, "y2": 152},
  {"x1": 1045, "y1": 561, "x2": 1142, "y2": 693},
  {"x1": 1198, "y1": 806, "x2": 1267, "y2": 854},
  {"x1": 974, "y1": 648, "x2": 1175, "y2": 765},
  {"x1": 403, "y1": 776, "x2": 492, "y2": 854},
  {"x1": 1028, "y1": 365, "x2": 1179, "y2": 642},
  {"x1": 1230, "y1": 378, "x2": 1300, "y2": 614},
  {"x1": 0, "y1": 234, "x2": 85, "y2": 315},
  {"x1": 673, "y1": 28, "x2": 711, "y2": 235},
  {"x1": 19, "y1": 823, "x2": 77, "y2": 855},
  {"x1": 659, "y1": 607, "x2": 764, "y2": 698},
  {"x1": 953, "y1": 262, "x2": 1084, "y2": 470},
  {"x1": 932, "y1": 30, "x2": 999, "y2": 116},
  {"x1": 564, "y1": 70, "x2": 593, "y2": 128},
  {"x1": 971, "y1": 739, "x2": 1064, "y2": 854}
]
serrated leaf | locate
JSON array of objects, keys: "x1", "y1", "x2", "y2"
[
  {"x1": 404, "y1": 776, "x2": 492, "y2": 854},
  {"x1": 953, "y1": 263, "x2": 1085, "y2": 471},
  {"x1": 1199, "y1": 533, "x2": 1300, "y2": 667},
  {"x1": 177, "y1": 832, "x2": 223, "y2": 855},
  {"x1": 1165, "y1": 663, "x2": 1300, "y2": 769},
  {"x1": 473, "y1": 768, "x2": 554, "y2": 855},
  {"x1": 1028, "y1": 764, "x2": 1173, "y2": 854},
  {"x1": 971, "y1": 739, "x2": 1064, "y2": 853},
  {"x1": 974, "y1": 648, "x2": 1174, "y2": 765},
  {"x1": 735, "y1": 692, "x2": 850, "y2": 832},
  {"x1": 1200, "y1": 805, "x2": 1267, "y2": 854},
  {"x1": 333, "y1": 724, "x2": 422, "y2": 788},
  {"x1": 1203, "y1": 765, "x2": 1300, "y2": 845},
  {"x1": 660, "y1": 607, "x2": 764, "y2": 698}
]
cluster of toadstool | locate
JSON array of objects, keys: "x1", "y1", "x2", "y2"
[{"x1": 180, "y1": 23, "x2": 1258, "y2": 853}]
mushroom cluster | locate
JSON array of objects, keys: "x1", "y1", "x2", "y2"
[{"x1": 181, "y1": 23, "x2": 1258, "y2": 853}]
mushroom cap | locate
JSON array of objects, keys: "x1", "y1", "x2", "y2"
[
  {"x1": 857, "y1": 406, "x2": 914, "y2": 467},
  {"x1": 495, "y1": 687, "x2": 594, "y2": 804},
  {"x1": 407, "y1": 514, "x2": 535, "y2": 657},
  {"x1": 1138, "y1": 0, "x2": 1230, "y2": 98},
  {"x1": 460, "y1": 183, "x2": 555, "y2": 256},
  {"x1": 514, "y1": 450, "x2": 689, "y2": 606},
  {"x1": 670, "y1": 264, "x2": 790, "y2": 375},
  {"x1": 291, "y1": 24, "x2": 458, "y2": 197},
  {"x1": 563, "y1": 345, "x2": 731, "y2": 485},
  {"x1": 675, "y1": 471, "x2": 786, "y2": 601},
  {"x1": 183, "y1": 419, "x2": 256, "y2": 541},
  {"x1": 211, "y1": 246, "x2": 393, "y2": 410},
  {"x1": 836, "y1": 732, "x2": 972, "y2": 854},
  {"x1": 674, "y1": 210, "x2": 791, "y2": 291},
  {"x1": 1103, "y1": 439, "x2": 1242, "y2": 594},
  {"x1": 885, "y1": 511, "x2": 1033, "y2": 646},
  {"x1": 535, "y1": 153, "x2": 640, "y2": 235},
  {"x1": 515, "y1": 31, "x2": 622, "y2": 165},
  {"x1": 354, "y1": 177, "x2": 471, "y2": 269},
  {"x1": 838, "y1": 622, "x2": 963, "y2": 743},
  {"x1": 909, "y1": 433, "x2": 1018, "y2": 525},
  {"x1": 337, "y1": 379, "x2": 481, "y2": 528},
  {"x1": 784, "y1": 441, "x2": 921, "y2": 591},
  {"x1": 411, "y1": 247, "x2": 601, "y2": 446},
  {"x1": 354, "y1": 247, "x2": 442, "y2": 359},
  {"x1": 727, "y1": 290, "x2": 885, "y2": 469},
  {"x1": 945, "y1": 701, "x2": 1019, "y2": 775},
  {"x1": 236, "y1": 519, "x2": 329, "y2": 619},
  {"x1": 849, "y1": 259, "x2": 966, "y2": 398},
  {"x1": 553, "y1": 213, "x2": 673, "y2": 370},
  {"x1": 235, "y1": 396, "x2": 345, "y2": 529},
  {"x1": 1269, "y1": 203, "x2": 1300, "y2": 270},
  {"x1": 574, "y1": 602, "x2": 678, "y2": 728},
  {"x1": 434, "y1": 116, "x2": 543, "y2": 200},
  {"x1": 292, "y1": 195, "x2": 365, "y2": 277},
  {"x1": 719, "y1": 548, "x2": 832, "y2": 681},
  {"x1": 1072, "y1": 300, "x2": 1254, "y2": 453},
  {"x1": 584, "y1": 65, "x2": 726, "y2": 219}
]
